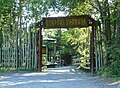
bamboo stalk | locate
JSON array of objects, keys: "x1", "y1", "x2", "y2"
[
  {"x1": 4, "y1": 48, "x2": 6, "y2": 67},
  {"x1": 23, "y1": 32, "x2": 25, "y2": 68},
  {"x1": 0, "y1": 48, "x2": 1, "y2": 64},
  {"x1": 27, "y1": 33, "x2": 30, "y2": 69},
  {"x1": 99, "y1": 26, "x2": 103, "y2": 67},
  {"x1": 8, "y1": 48, "x2": 10, "y2": 67},
  {"x1": 96, "y1": 27, "x2": 100, "y2": 70},
  {"x1": 32, "y1": 33, "x2": 34, "y2": 68},
  {"x1": 1, "y1": 48, "x2": 3, "y2": 67},
  {"x1": 11, "y1": 48, "x2": 13, "y2": 67},
  {"x1": 0, "y1": 49, "x2": 1, "y2": 67},
  {"x1": 34, "y1": 33, "x2": 37, "y2": 68}
]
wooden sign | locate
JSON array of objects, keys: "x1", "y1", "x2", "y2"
[{"x1": 42, "y1": 15, "x2": 90, "y2": 29}]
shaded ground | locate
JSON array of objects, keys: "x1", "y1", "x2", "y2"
[{"x1": 0, "y1": 66, "x2": 119, "y2": 88}]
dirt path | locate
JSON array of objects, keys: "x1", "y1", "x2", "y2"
[{"x1": 0, "y1": 66, "x2": 119, "y2": 88}]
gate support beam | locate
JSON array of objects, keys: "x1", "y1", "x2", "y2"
[{"x1": 90, "y1": 25, "x2": 95, "y2": 74}]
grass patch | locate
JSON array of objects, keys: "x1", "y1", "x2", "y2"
[
  {"x1": 0, "y1": 67, "x2": 37, "y2": 72},
  {"x1": 0, "y1": 67, "x2": 16, "y2": 72}
]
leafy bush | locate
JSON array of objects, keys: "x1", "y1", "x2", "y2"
[
  {"x1": 99, "y1": 59, "x2": 120, "y2": 77},
  {"x1": 108, "y1": 40, "x2": 120, "y2": 61}
]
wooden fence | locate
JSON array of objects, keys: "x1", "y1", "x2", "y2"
[
  {"x1": 0, "y1": 47, "x2": 37, "y2": 69},
  {"x1": 72, "y1": 57, "x2": 90, "y2": 70},
  {"x1": 79, "y1": 57, "x2": 90, "y2": 69}
]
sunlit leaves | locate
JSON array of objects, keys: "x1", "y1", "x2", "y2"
[{"x1": 62, "y1": 28, "x2": 90, "y2": 57}]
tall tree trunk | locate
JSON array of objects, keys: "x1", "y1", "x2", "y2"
[
  {"x1": 19, "y1": 0, "x2": 22, "y2": 67},
  {"x1": 104, "y1": 0, "x2": 111, "y2": 65},
  {"x1": 96, "y1": 0, "x2": 111, "y2": 65}
]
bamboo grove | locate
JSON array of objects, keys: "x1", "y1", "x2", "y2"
[{"x1": 0, "y1": 0, "x2": 41, "y2": 69}]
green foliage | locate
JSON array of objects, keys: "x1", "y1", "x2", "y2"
[
  {"x1": 99, "y1": 59, "x2": 120, "y2": 77},
  {"x1": 0, "y1": 0, "x2": 14, "y2": 47},
  {"x1": 108, "y1": 40, "x2": 120, "y2": 62},
  {"x1": 71, "y1": 2, "x2": 94, "y2": 15},
  {"x1": 43, "y1": 28, "x2": 91, "y2": 58},
  {"x1": 61, "y1": 28, "x2": 91, "y2": 57},
  {"x1": 41, "y1": 0, "x2": 85, "y2": 14}
]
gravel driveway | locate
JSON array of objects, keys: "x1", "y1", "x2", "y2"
[{"x1": 0, "y1": 66, "x2": 119, "y2": 88}]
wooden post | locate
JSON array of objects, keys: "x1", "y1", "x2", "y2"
[
  {"x1": 38, "y1": 28, "x2": 42, "y2": 72},
  {"x1": 90, "y1": 25, "x2": 95, "y2": 74},
  {"x1": 94, "y1": 26, "x2": 98, "y2": 72}
]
